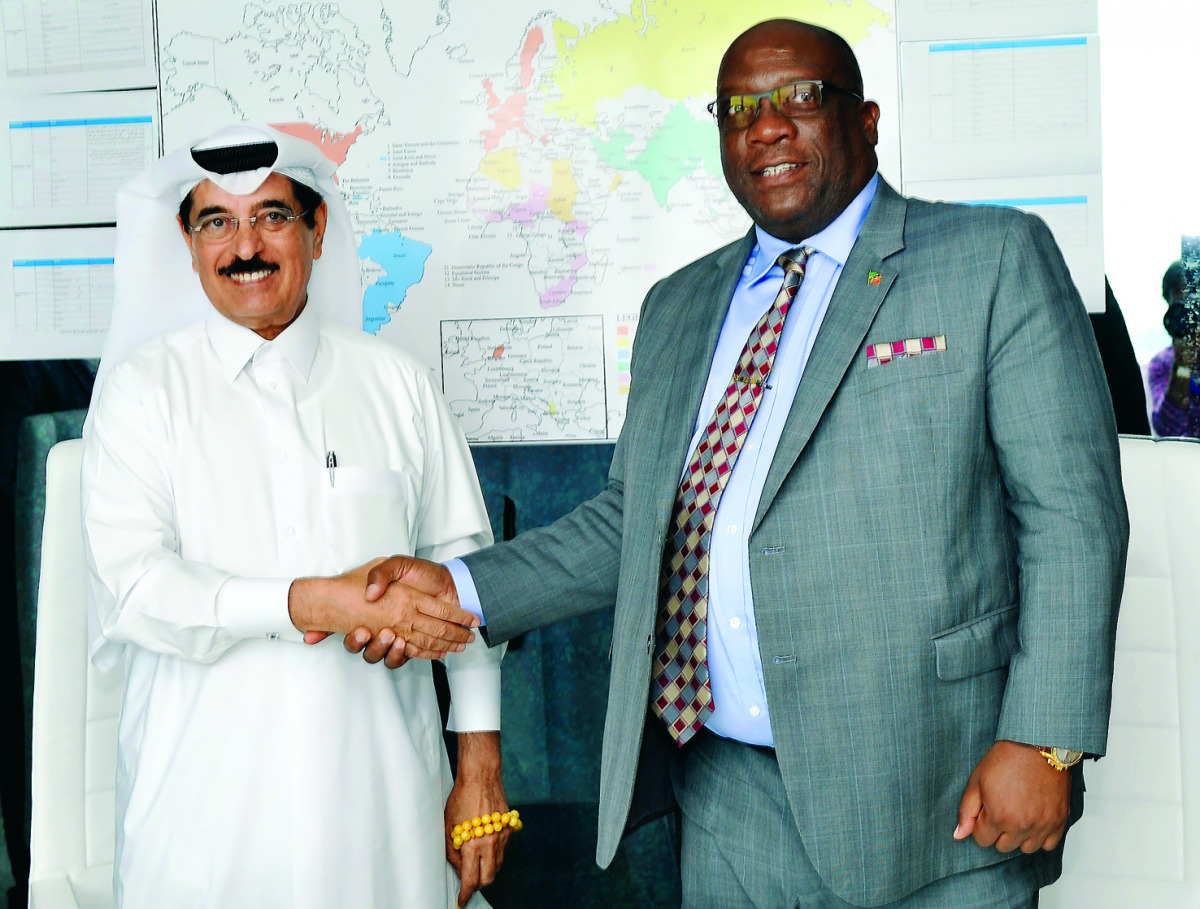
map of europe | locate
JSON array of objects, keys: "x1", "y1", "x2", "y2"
[{"x1": 157, "y1": 0, "x2": 896, "y2": 441}]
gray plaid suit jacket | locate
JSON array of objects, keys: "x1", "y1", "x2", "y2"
[{"x1": 464, "y1": 178, "x2": 1128, "y2": 905}]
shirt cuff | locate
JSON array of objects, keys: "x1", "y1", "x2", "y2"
[
  {"x1": 445, "y1": 664, "x2": 502, "y2": 731},
  {"x1": 215, "y1": 577, "x2": 305, "y2": 643},
  {"x1": 445, "y1": 557, "x2": 486, "y2": 625}
]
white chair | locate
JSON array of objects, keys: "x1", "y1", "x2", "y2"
[
  {"x1": 27, "y1": 439, "x2": 120, "y2": 909},
  {"x1": 24, "y1": 436, "x2": 1200, "y2": 906},
  {"x1": 1041, "y1": 436, "x2": 1200, "y2": 906}
]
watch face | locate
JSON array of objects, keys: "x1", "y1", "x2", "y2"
[{"x1": 1054, "y1": 748, "x2": 1083, "y2": 765}]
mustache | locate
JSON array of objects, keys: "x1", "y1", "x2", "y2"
[{"x1": 218, "y1": 256, "x2": 278, "y2": 277}]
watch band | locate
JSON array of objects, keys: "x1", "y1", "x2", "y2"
[{"x1": 1037, "y1": 746, "x2": 1083, "y2": 771}]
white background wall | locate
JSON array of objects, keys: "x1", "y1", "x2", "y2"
[{"x1": 1100, "y1": 0, "x2": 1200, "y2": 364}]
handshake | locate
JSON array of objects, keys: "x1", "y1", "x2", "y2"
[{"x1": 287, "y1": 555, "x2": 473, "y2": 668}]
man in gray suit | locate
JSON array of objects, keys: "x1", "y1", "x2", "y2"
[{"x1": 349, "y1": 18, "x2": 1127, "y2": 908}]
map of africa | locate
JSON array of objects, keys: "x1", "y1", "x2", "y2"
[{"x1": 157, "y1": 0, "x2": 898, "y2": 442}]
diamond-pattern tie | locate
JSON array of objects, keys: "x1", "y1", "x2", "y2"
[{"x1": 651, "y1": 247, "x2": 814, "y2": 746}]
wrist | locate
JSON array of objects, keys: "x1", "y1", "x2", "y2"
[
  {"x1": 287, "y1": 577, "x2": 326, "y2": 632},
  {"x1": 455, "y1": 731, "x2": 503, "y2": 782}
]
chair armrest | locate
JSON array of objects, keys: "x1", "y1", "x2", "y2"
[{"x1": 29, "y1": 876, "x2": 81, "y2": 909}]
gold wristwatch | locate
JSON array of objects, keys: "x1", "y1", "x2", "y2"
[{"x1": 1036, "y1": 746, "x2": 1084, "y2": 771}]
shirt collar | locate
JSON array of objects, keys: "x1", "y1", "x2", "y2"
[
  {"x1": 745, "y1": 172, "x2": 880, "y2": 286},
  {"x1": 205, "y1": 297, "x2": 320, "y2": 383}
]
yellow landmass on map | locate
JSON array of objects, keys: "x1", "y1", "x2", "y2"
[
  {"x1": 548, "y1": 0, "x2": 891, "y2": 128},
  {"x1": 547, "y1": 159, "x2": 578, "y2": 221},
  {"x1": 479, "y1": 147, "x2": 522, "y2": 190}
]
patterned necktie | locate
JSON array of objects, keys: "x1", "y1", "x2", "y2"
[{"x1": 651, "y1": 247, "x2": 814, "y2": 745}]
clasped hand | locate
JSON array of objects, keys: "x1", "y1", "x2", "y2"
[
  {"x1": 954, "y1": 740, "x2": 1071, "y2": 854},
  {"x1": 291, "y1": 556, "x2": 470, "y2": 666}
]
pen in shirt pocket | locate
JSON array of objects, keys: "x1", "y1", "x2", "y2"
[{"x1": 326, "y1": 450, "x2": 337, "y2": 487}]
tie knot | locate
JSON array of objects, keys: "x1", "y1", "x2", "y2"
[{"x1": 778, "y1": 246, "x2": 814, "y2": 274}]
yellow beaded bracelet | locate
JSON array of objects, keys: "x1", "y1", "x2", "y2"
[{"x1": 451, "y1": 809, "x2": 522, "y2": 850}]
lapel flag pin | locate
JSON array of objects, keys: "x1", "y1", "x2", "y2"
[{"x1": 867, "y1": 271, "x2": 882, "y2": 286}]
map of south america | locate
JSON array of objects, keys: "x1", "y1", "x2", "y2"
[{"x1": 359, "y1": 229, "x2": 434, "y2": 335}]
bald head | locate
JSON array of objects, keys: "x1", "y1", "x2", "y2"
[
  {"x1": 719, "y1": 19, "x2": 864, "y2": 98},
  {"x1": 714, "y1": 18, "x2": 879, "y2": 242}
]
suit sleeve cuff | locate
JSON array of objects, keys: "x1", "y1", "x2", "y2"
[
  {"x1": 445, "y1": 557, "x2": 486, "y2": 625},
  {"x1": 216, "y1": 577, "x2": 305, "y2": 643}
]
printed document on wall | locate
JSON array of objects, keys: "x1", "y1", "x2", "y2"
[
  {"x1": 1, "y1": 227, "x2": 115, "y2": 359},
  {"x1": 895, "y1": 0, "x2": 1096, "y2": 42},
  {"x1": 0, "y1": 90, "x2": 158, "y2": 227},
  {"x1": 899, "y1": 35, "x2": 1100, "y2": 182},
  {"x1": 903, "y1": 174, "x2": 1104, "y2": 312},
  {"x1": 0, "y1": 0, "x2": 156, "y2": 94}
]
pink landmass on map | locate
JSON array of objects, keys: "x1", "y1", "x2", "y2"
[
  {"x1": 541, "y1": 251, "x2": 589, "y2": 308},
  {"x1": 480, "y1": 27, "x2": 544, "y2": 151},
  {"x1": 270, "y1": 123, "x2": 365, "y2": 181},
  {"x1": 518, "y1": 27, "x2": 540, "y2": 89},
  {"x1": 507, "y1": 182, "x2": 550, "y2": 225}
]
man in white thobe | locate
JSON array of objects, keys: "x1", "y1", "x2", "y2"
[{"x1": 82, "y1": 125, "x2": 506, "y2": 908}]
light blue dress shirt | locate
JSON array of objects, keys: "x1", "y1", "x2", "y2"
[{"x1": 449, "y1": 173, "x2": 879, "y2": 747}]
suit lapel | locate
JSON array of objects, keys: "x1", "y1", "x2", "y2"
[
  {"x1": 752, "y1": 180, "x2": 908, "y2": 531},
  {"x1": 657, "y1": 231, "x2": 757, "y2": 478}
]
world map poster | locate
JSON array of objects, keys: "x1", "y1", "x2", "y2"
[{"x1": 158, "y1": 0, "x2": 898, "y2": 441}]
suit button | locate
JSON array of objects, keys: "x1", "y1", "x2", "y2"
[{"x1": 646, "y1": 634, "x2": 653, "y2": 653}]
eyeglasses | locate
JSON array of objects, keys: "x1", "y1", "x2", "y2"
[
  {"x1": 707, "y1": 80, "x2": 864, "y2": 131},
  {"x1": 188, "y1": 206, "x2": 309, "y2": 243}
]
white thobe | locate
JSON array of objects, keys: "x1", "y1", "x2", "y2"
[{"x1": 83, "y1": 301, "x2": 500, "y2": 908}]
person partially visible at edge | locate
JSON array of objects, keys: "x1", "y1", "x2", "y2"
[
  {"x1": 1148, "y1": 259, "x2": 1200, "y2": 437},
  {"x1": 82, "y1": 124, "x2": 507, "y2": 908},
  {"x1": 346, "y1": 19, "x2": 1124, "y2": 909}
]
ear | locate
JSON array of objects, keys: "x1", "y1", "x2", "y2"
[
  {"x1": 311, "y1": 201, "x2": 328, "y2": 260},
  {"x1": 859, "y1": 100, "x2": 881, "y2": 148},
  {"x1": 178, "y1": 216, "x2": 201, "y2": 273}
]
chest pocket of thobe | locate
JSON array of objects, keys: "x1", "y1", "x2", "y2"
[{"x1": 318, "y1": 465, "x2": 419, "y2": 569}]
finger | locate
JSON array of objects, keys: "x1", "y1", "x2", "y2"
[
  {"x1": 992, "y1": 830, "x2": 1020, "y2": 853},
  {"x1": 399, "y1": 601, "x2": 478, "y2": 642},
  {"x1": 402, "y1": 626, "x2": 474, "y2": 654},
  {"x1": 304, "y1": 630, "x2": 331, "y2": 645},
  {"x1": 1041, "y1": 825, "x2": 1066, "y2": 852},
  {"x1": 490, "y1": 828, "x2": 510, "y2": 873},
  {"x1": 394, "y1": 643, "x2": 446, "y2": 662},
  {"x1": 364, "y1": 556, "x2": 412, "y2": 601},
  {"x1": 361, "y1": 628, "x2": 396, "y2": 664},
  {"x1": 970, "y1": 809, "x2": 1000, "y2": 849},
  {"x1": 382, "y1": 636, "x2": 410, "y2": 670},
  {"x1": 457, "y1": 847, "x2": 481, "y2": 908},
  {"x1": 954, "y1": 782, "x2": 982, "y2": 840},
  {"x1": 1019, "y1": 835, "x2": 1043, "y2": 854},
  {"x1": 341, "y1": 627, "x2": 370, "y2": 654},
  {"x1": 478, "y1": 839, "x2": 498, "y2": 887},
  {"x1": 374, "y1": 578, "x2": 477, "y2": 629},
  {"x1": 409, "y1": 595, "x2": 479, "y2": 629},
  {"x1": 365, "y1": 556, "x2": 459, "y2": 602}
]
